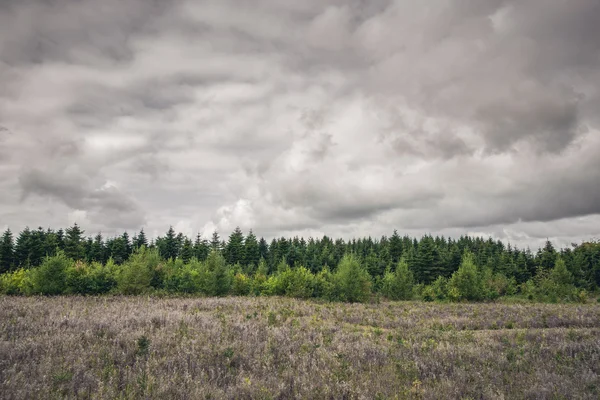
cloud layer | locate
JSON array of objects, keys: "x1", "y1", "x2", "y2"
[{"x1": 1, "y1": 0, "x2": 599, "y2": 249}]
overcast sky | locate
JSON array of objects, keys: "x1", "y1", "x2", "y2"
[{"x1": 1, "y1": 0, "x2": 599, "y2": 249}]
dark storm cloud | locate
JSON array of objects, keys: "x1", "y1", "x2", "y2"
[{"x1": 0, "y1": 0, "x2": 599, "y2": 248}]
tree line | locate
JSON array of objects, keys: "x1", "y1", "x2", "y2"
[{"x1": 0, "y1": 224, "x2": 598, "y2": 302}]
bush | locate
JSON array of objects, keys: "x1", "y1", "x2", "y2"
[
  {"x1": 65, "y1": 261, "x2": 117, "y2": 295},
  {"x1": 422, "y1": 276, "x2": 448, "y2": 302},
  {"x1": 232, "y1": 273, "x2": 252, "y2": 296},
  {"x1": 117, "y1": 247, "x2": 161, "y2": 295},
  {"x1": 314, "y1": 267, "x2": 337, "y2": 300},
  {"x1": 0, "y1": 268, "x2": 34, "y2": 295},
  {"x1": 448, "y1": 251, "x2": 483, "y2": 301},
  {"x1": 30, "y1": 252, "x2": 72, "y2": 295},
  {"x1": 204, "y1": 250, "x2": 231, "y2": 296},
  {"x1": 334, "y1": 254, "x2": 372, "y2": 303},
  {"x1": 381, "y1": 258, "x2": 414, "y2": 300},
  {"x1": 281, "y1": 266, "x2": 315, "y2": 299},
  {"x1": 527, "y1": 256, "x2": 578, "y2": 302}
]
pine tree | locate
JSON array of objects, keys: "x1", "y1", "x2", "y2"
[
  {"x1": 0, "y1": 229, "x2": 14, "y2": 273},
  {"x1": 55, "y1": 228, "x2": 65, "y2": 251},
  {"x1": 210, "y1": 231, "x2": 221, "y2": 251},
  {"x1": 122, "y1": 232, "x2": 132, "y2": 259},
  {"x1": 161, "y1": 226, "x2": 178, "y2": 260},
  {"x1": 15, "y1": 227, "x2": 33, "y2": 267},
  {"x1": 64, "y1": 223, "x2": 85, "y2": 260},
  {"x1": 225, "y1": 227, "x2": 245, "y2": 266},
  {"x1": 389, "y1": 230, "x2": 403, "y2": 264},
  {"x1": 194, "y1": 233, "x2": 210, "y2": 261},
  {"x1": 258, "y1": 237, "x2": 269, "y2": 261},
  {"x1": 109, "y1": 236, "x2": 129, "y2": 264},
  {"x1": 415, "y1": 235, "x2": 443, "y2": 284},
  {"x1": 382, "y1": 257, "x2": 414, "y2": 300},
  {"x1": 538, "y1": 240, "x2": 557, "y2": 271},
  {"x1": 90, "y1": 233, "x2": 105, "y2": 263},
  {"x1": 335, "y1": 254, "x2": 372, "y2": 303},
  {"x1": 180, "y1": 238, "x2": 194, "y2": 263},
  {"x1": 43, "y1": 228, "x2": 59, "y2": 258},
  {"x1": 29, "y1": 227, "x2": 46, "y2": 266},
  {"x1": 135, "y1": 229, "x2": 148, "y2": 249},
  {"x1": 244, "y1": 230, "x2": 260, "y2": 268},
  {"x1": 448, "y1": 250, "x2": 483, "y2": 301}
]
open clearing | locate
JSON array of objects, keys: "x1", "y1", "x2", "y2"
[{"x1": 1, "y1": 297, "x2": 599, "y2": 399}]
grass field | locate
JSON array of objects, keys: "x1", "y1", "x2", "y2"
[{"x1": 1, "y1": 297, "x2": 599, "y2": 399}]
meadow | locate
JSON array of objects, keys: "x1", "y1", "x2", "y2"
[{"x1": 1, "y1": 296, "x2": 599, "y2": 399}]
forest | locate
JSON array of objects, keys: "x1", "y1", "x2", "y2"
[{"x1": 0, "y1": 224, "x2": 599, "y2": 302}]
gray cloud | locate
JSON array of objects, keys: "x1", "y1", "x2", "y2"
[
  {"x1": 19, "y1": 168, "x2": 145, "y2": 230},
  {"x1": 0, "y1": 0, "x2": 599, "y2": 248}
]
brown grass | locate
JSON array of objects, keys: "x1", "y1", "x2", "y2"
[{"x1": 1, "y1": 296, "x2": 599, "y2": 399}]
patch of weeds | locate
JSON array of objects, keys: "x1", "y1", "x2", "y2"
[
  {"x1": 267, "y1": 311, "x2": 278, "y2": 327},
  {"x1": 177, "y1": 319, "x2": 189, "y2": 338},
  {"x1": 322, "y1": 331, "x2": 334, "y2": 345},
  {"x1": 279, "y1": 307, "x2": 295, "y2": 322},
  {"x1": 223, "y1": 347, "x2": 235, "y2": 359},
  {"x1": 505, "y1": 321, "x2": 515, "y2": 329},
  {"x1": 52, "y1": 370, "x2": 73, "y2": 386},
  {"x1": 136, "y1": 335, "x2": 151, "y2": 357},
  {"x1": 567, "y1": 328, "x2": 578, "y2": 341}
]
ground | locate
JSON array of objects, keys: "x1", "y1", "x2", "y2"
[{"x1": 0, "y1": 296, "x2": 599, "y2": 399}]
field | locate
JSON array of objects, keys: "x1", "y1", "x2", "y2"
[{"x1": 1, "y1": 297, "x2": 599, "y2": 399}]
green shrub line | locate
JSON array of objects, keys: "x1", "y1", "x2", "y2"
[{"x1": 0, "y1": 247, "x2": 591, "y2": 303}]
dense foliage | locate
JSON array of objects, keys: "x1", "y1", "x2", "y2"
[{"x1": 1, "y1": 225, "x2": 599, "y2": 302}]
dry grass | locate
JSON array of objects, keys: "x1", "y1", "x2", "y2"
[{"x1": 1, "y1": 296, "x2": 599, "y2": 399}]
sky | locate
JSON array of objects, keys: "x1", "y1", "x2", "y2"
[{"x1": 1, "y1": 0, "x2": 599, "y2": 249}]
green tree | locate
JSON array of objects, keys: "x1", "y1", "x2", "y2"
[
  {"x1": 415, "y1": 235, "x2": 443, "y2": 284},
  {"x1": 30, "y1": 251, "x2": 71, "y2": 295},
  {"x1": 448, "y1": 250, "x2": 483, "y2": 301},
  {"x1": 389, "y1": 230, "x2": 403, "y2": 264},
  {"x1": 117, "y1": 247, "x2": 160, "y2": 295},
  {"x1": 205, "y1": 250, "x2": 230, "y2": 296},
  {"x1": 258, "y1": 237, "x2": 269, "y2": 261},
  {"x1": 225, "y1": 227, "x2": 245, "y2": 266},
  {"x1": 160, "y1": 226, "x2": 179, "y2": 260},
  {"x1": 538, "y1": 240, "x2": 557, "y2": 271},
  {"x1": 64, "y1": 224, "x2": 85, "y2": 261},
  {"x1": 180, "y1": 238, "x2": 194, "y2": 263},
  {"x1": 210, "y1": 231, "x2": 221, "y2": 251},
  {"x1": 89, "y1": 234, "x2": 106, "y2": 263},
  {"x1": 334, "y1": 254, "x2": 372, "y2": 303},
  {"x1": 550, "y1": 255, "x2": 573, "y2": 286},
  {"x1": 382, "y1": 257, "x2": 414, "y2": 300},
  {"x1": 134, "y1": 229, "x2": 148, "y2": 249},
  {"x1": 0, "y1": 229, "x2": 14, "y2": 273},
  {"x1": 14, "y1": 227, "x2": 33, "y2": 267},
  {"x1": 193, "y1": 233, "x2": 210, "y2": 261},
  {"x1": 244, "y1": 230, "x2": 260, "y2": 268}
]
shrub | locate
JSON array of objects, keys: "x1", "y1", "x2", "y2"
[
  {"x1": 117, "y1": 247, "x2": 160, "y2": 295},
  {"x1": 205, "y1": 250, "x2": 231, "y2": 296},
  {"x1": 65, "y1": 261, "x2": 117, "y2": 295},
  {"x1": 30, "y1": 252, "x2": 72, "y2": 295},
  {"x1": 280, "y1": 266, "x2": 315, "y2": 299},
  {"x1": 381, "y1": 258, "x2": 414, "y2": 300},
  {"x1": 0, "y1": 268, "x2": 34, "y2": 295},
  {"x1": 232, "y1": 273, "x2": 252, "y2": 296},
  {"x1": 314, "y1": 267, "x2": 337, "y2": 300},
  {"x1": 251, "y1": 272, "x2": 268, "y2": 296},
  {"x1": 448, "y1": 251, "x2": 483, "y2": 301},
  {"x1": 334, "y1": 254, "x2": 372, "y2": 303}
]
